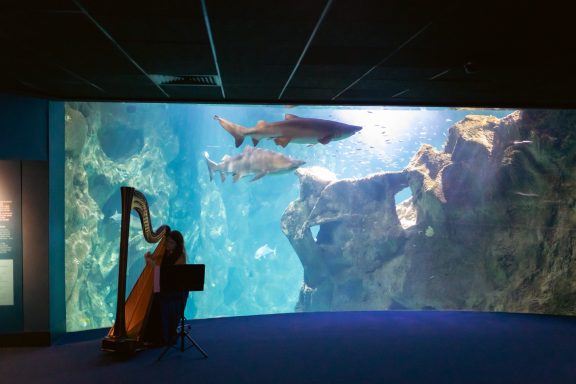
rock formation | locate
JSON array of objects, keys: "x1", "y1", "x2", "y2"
[
  {"x1": 64, "y1": 103, "x2": 181, "y2": 330},
  {"x1": 282, "y1": 110, "x2": 576, "y2": 315}
]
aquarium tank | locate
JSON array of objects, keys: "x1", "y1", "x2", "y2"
[{"x1": 64, "y1": 103, "x2": 576, "y2": 332}]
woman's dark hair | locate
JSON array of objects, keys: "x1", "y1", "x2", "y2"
[{"x1": 165, "y1": 230, "x2": 186, "y2": 264}]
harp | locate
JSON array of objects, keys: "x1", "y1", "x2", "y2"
[{"x1": 101, "y1": 186, "x2": 170, "y2": 353}]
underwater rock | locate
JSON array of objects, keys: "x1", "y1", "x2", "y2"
[
  {"x1": 64, "y1": 103, "x2": 181, "y2": 331},
  {"x1": 281, "y1": 167, "x2": 334, "y2": 293},
  {"x1": 285, "y1": 110, "x2": 576, "y2": 316},
  {"x1": 282, "y1": 167, "x2": 410, "y2": 311},
  {"x1": 98, "y1": 113, "x2": 144, "y2": 162},
  {"x1": 64, "y1": 105, "x2": 88, "y2": 158},
  {"x1": 445, "y1": 114, "x2": 498, "y2": 163},
  {"x1": 404, "y1": 145, "x2": 452, "y2": 225}
]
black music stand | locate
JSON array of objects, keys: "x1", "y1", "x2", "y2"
[{"x1": 157, "y1": 264, "x2": 208, "y2": 361}]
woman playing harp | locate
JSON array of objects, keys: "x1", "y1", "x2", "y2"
[
  {"x1": 102, "y1": 186, "x2": 173, "y2": 353},
  {"x1": 140, "y1": 229, "x2": 188, "y2": 347}
]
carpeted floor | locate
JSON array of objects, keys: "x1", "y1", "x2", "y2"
[{"x1": 1, "y1": 311, "x2": 575, "y2": 384}]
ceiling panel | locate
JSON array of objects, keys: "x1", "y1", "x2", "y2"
[
  {"x1": 0, "y1": 0, "x2": 573, "y2": 107},
  {"x1": 207, "y1": 0, "x2": 328, "y2": 100}
]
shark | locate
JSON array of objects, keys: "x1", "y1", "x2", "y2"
[
  {"x1": 204, "y1": 146, "x2": 305, "y2": 182},
  {"x1": 214, "y1": 114, "x2": 363, "y2": 148}
]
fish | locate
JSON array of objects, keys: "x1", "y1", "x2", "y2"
[
  {"x1": 109, "y1": 210, "x2": 121, "y2": 222},
  {"x1": 254, "y1": 244, "x2": 277, "y2": 260},
  {"x1": 204, "y1": 146, "x2": 305, "y2": 182},
  {"x1": 513, "y1": 191, "x2": 539, "y2": 197},
  {"x1": 214, "y1": 114, "x2": 362, "y2": 148}
]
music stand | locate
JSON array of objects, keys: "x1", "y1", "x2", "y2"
[{"x1": 157, "y1": 264, "x2": 208, "y2": 361}]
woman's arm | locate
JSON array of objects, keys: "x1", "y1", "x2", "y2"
[
  {"x1": 144, "y1": 251, "x2": 161, "y2": 293},
  {"x1": 144, "y1": 251, "x2": 158, "y2": 266}
]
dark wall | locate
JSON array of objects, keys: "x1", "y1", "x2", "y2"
[
  {"x1": 22, "y1": 162, "x2": 49, "y2": 332},
  {"x1": 48, "y1": 101, "x2": 65, "y2": 339},
  {"x1": 0, "y1": 94, "x2": 63, "y2": 345},
  {"x1": 0, "y1": 94, "x2": 48, "y2": 160}
]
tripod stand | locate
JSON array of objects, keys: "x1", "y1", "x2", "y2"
[
  {"x1": 155, "y1": 264, "x2": 207, "y2": 361},
  {"x1": 157, "y1": 293, "x2": 208, "y2": 361}
]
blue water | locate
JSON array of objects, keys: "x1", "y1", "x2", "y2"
[{"x1": 64, "y1": 102, "x2": 513, "y2": 331}]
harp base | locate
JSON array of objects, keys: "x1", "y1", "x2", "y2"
[{"x1": 101, "y1": 336, "x2": 144, "y2": 354}]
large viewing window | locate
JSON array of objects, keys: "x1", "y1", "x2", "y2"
[{"x1": 64, "y1": 103, "x2": 574, "y2": 332}]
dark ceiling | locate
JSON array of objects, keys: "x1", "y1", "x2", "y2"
[{"x1": 0, "y1": 0, "x2": 573, "y2": 108}]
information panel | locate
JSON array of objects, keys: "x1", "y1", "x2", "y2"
[
  {"x1": 0, "y1": 259, "x2": 14, "y2": 305},
  {"x1": 0, "y1": 161, "x2": 22, "y2": 331},
  {"x1": 0, "y1": 200, "x2": 15, "y2": 257}
]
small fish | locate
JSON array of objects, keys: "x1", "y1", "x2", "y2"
[
  {"x1": 513, "y1": 191, "x2": 539, "y2": 197},
  {"x1": 512, "y1": 140, "x2": 533, "y2": 145},
  {"x1": 214, "y1": 114, "x2": 362, "y2": 148},
  {"x1": 110, "y1": 210, "x2": 122, "y2": 222},
  {"x1": 255, "y1": 244, "x2": 276, "y2": 260},
  {"x1": 204, "y1": 146, "x2": 305, "y2": 182}
]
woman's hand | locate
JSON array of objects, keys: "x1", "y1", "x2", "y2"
[{"x1": 144, "y1": 251, "x2": 156, "y2": 266}]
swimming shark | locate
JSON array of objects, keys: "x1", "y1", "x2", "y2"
[
  {"x1": 214, "y1": 114, "x2": 363, "y2": 148},
  {"x1": 204, "y1": 146, "x2": 305, "y2": 182}
]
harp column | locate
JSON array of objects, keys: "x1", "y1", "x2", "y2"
[{"x1": 111, "y1": 186, "x2": 135, "y2": 338}]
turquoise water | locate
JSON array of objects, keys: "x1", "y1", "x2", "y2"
[{"x1": 64, "y1": 102, "x2": 513, "y2": 331}]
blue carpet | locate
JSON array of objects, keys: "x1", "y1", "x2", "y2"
[{"x1": 1, "y1": 311, "x2": 575, "y2": 383}]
